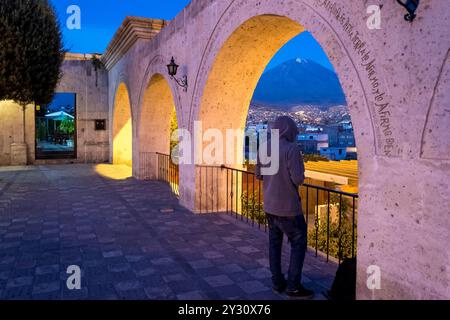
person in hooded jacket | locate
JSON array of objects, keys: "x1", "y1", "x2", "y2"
[{"x1": 256, "y1": 116, "x2": 314, "y2": 299}]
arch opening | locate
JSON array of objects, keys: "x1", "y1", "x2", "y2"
[
  {"x1": 196, "y1": 14, "x2": 359, "y2": 262},
  {"x1": 112, "y1": 83, "x2": 133, "y2": 167},
  {"x1": 138, "y1": 74, "x2": 178, "y2": 184},
  {"x1": 197, "y1": 15, "x2": 304, "y2": 165},
  {"x1": 139, "y1": 74, "x2": 177, "y2": 156}
]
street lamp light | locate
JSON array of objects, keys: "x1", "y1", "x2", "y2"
[
  {"x1": 396, "y1": 0, "x2": 420, "y2": 22},
  {"x1": 167, "y1": 57, "x2": 188, "y2": 92}
]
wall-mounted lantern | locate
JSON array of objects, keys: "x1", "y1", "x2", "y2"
[
  {"x1": 167, "y1": 57, "x2": 188, "y2": 92},
  {"x1": 396, "y1": 0, "x2": 420, "y2": 22}
]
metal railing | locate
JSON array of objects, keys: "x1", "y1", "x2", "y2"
[
  {"x1": 156, "y1": 153, "x2": 358, "y2": 264},
  {"x1": 139, "y1": 152, "x2": 154, "y2": 180},
  {"x1": 156, "y1": 152, "x2": 179, "y2": 196},
  {"x1": 198, "y1": 165, "x2": 358, "y2": 264}
]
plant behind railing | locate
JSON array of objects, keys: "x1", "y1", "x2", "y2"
[
  {"x1": 241, "y1": 184, "x2": 357, "y2": 261},
  {"x1": 155, "y1": 159, "x2": 358, "y2": 263},
  {"x1": 241, "y1": 190, "x2": 266, "y2": 225},
  {"x1": 308, "y1": 194, "x2": 357, "y2": 260}
]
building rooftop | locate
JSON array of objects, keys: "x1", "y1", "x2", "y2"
[
  {"x1": 305, "y1": 160, "x2": 358, "y2": 188},
  {"x1": 101, "y1": 16, "x2": 169, "y2": 70}
]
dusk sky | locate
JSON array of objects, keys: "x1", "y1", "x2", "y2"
[{"x1": 50, "y1": 0, "x2": 334, "y2": 71}]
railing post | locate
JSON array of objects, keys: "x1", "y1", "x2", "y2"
[
  {"x1": 352, "y1": 196, "x2": 356, "y2": 258},
  {"x1": 326, "y1": 191, "x2": 330, "y2": 262},
  {"x1": 338, "y1": 193, "x2": 342, "y2": 264},
  {"x1": 315, "y1": 188, "x2": 319, "y2": 257}
]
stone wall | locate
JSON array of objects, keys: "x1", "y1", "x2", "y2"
[
  {"x1": 105, "y1": 0, "x2": 449, "y2": 299},
  {"x1": 1, "y1": 0, "x2": 448, "y2": 300},
  {"x1": 56, "y1": 54, "x2": 109, "y2": 164},
  {"x1": 0, "y1": 101, "x2": 35, "y2": 166},
  {"x1": 0, "y1": 53, "x2": 109, "y2": 166}
]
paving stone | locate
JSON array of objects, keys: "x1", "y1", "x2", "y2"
[
  {"x1": 250, "y1": 267, "x2": 272, "y2": 280},
  {"x1": 163, "y1": 273, "x2": 186, "y2": 283},
  {"x1": 237, "y1": 280, "x2": 269, "y2": 294},
  {"x1": 134, "y1": 267, "x2": 156, "y2": 277},
  {"x1": 0, "y1": 165, "x2": 336, "y2": 301},
  {"x1": 189, "y1": 260, "x2": 214, "y2": 270},
  {"x1": 102, "y1": 250, "x2": 123, "y2": 258},
  {"x1": 36, "y1": 264, "x2": 59, "y2": 275},
  {"x1": 203, "y1": 251, "x2": 225, "y2": 259},
  {"x1": 219, "y1": 264, "x2": 244, "y2": 274},
  {"x1": 144, "y1": 284, "x2": 175, "y2": 299},
  {"x1": 32, "y1": 281, "x2": 60, "y2": 295},
  {"x1": 88, "y1": 283, "x2": 118, "y2": 300},
  {"x1": 2, "y1": 286, "x2": 32, "y2": 299},
  {"x1": 35, "y1": 273, "x2": 60, "y2": 284},
  {"x1": 236, "y1": 246, "x2": 260, "y2": 254},
  {"x1": 0, "y1": 256, "x2": 15, "y2": 265},
  {"x1": 125, "y1": 255, "x2": 144, "y2": 263},
  {"x1": 114, "y1": 279, "x2": 142, "y2": 291},
  {"x1": 7, "y1": 276, "x2": 34, "y2": 288},
  {"x1": 176, "y1": 290, "x2": 205, "y2": 300},
  {"x1": 215, "y1": 284, "x2": 247, "y2": 299},
  {"x1": 151, "y1": 257, "x2": 175, "y2": 265},
  {"x1": 204, "y1": 275, "x2": 234, "y2": 288},
  {"x1": 108, "y1": 263, "x2": 131, "y2": 273},
  {"x1": 62, "y1": 287, "x2": 89, "y2": 300},
  {"x1": 117, "y1": 288, "x2": 148, "y2": 300}
]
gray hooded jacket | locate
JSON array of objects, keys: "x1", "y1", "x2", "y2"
[{"x1": 255, "y1": 116, "x2": 305, "y2": 217}]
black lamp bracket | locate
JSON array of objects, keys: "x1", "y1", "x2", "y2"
[{"x1": 171, "y1": 75, "x2": 188, "y2": 92}]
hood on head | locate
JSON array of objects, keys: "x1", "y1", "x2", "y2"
[{"x1": 270, "y1": 116, "x2": 298, "y2": 142}]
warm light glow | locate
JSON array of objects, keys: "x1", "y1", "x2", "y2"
[
  {"x1": 95, "y1": 164, "x2": 132, "y2": 180},
  {"x1": 139, "y1": 74, "x2": 176, "y2": 155},
  {"x1": 113, "y1": 118, "x2": 132, "y2": 166},
  {"x1": 113, "y1": 83, "x2": 133, "y2": 167}
]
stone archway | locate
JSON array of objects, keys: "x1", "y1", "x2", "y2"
[
  {"x1": 112, "y1": 82, "x2": 133, "y2": 167},
  {"x1": 194, "y1": 12, "x2": 374, "y2": 160},
  {"x1": 139, "y1": 74, "x2": 177, "y2": 156},
  {"x1": 101, "y1": 1, "x2": 449, "y2": 300},
  {"x1": 192, "y1": 10, "x2": 374, "y2": 298},
  {"x1": 137, "y1": 73, "x2": 178, "y2": 179},
  {"x1": 198, "y1": 15, "x2": 307, "y2": 164}
]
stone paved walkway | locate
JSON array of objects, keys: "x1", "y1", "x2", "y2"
[{"x1": 0, "y1": 164, "x2": 337, "y2": 300}]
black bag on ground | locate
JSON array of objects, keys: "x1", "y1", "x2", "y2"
[{"x1": 327, "y1": 257, "x2": 356, "y2": 301}]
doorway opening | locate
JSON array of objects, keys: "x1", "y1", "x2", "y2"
[{"x1": 35, "y1": 92, "x2": 77, "y2": 159}]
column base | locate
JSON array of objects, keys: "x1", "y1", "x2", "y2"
[{"x1": 10, "y1": 143, "x2": 28, "y2": 166}]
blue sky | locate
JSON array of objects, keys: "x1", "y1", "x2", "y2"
[
  {"x1": 44, "y1": 93, "x2": 75, "y2": 112},
  {"x1": 50, "y1": 0, "x2": 333, "y2": 71}
]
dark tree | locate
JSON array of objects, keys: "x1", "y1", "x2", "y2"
[{"x1": 0, "y1": 0, "x2": 64, "y2": 140}]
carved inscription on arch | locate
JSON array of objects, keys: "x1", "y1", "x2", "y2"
[{"x1": 314, "y1": 0, "x2": 397, "y2": 157}]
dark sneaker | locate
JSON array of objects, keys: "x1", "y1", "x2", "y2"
[
  {"x1": 272, "y1": 282, "x2": 287, "y2": 294},
  {"x1": 286, "y1": 285, "x2": 315, "y2": 299}
]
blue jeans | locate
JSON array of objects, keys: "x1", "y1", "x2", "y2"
[{"x1": 266, "y1": 213, "x2": 307, "y2": 291}]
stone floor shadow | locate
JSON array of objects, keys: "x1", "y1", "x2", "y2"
[{"x1": 0, "y1": 164, "x2": 337, "y2": 300}]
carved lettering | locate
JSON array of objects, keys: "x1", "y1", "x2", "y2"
[{"x1": 315, "y1": 0, "x2": 397, "y2": 156}]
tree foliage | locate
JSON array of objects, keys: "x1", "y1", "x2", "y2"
[
  {"x1": 0, "y1": 0, "x2": 64, "y2": 106},
  {"x1": 59, "y1": 119, "x2": 75, "y2": 135}
]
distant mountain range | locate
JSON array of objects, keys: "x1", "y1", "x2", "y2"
[{"x1": 251, "y1": 58, "x2": 346, "y2": 110}]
